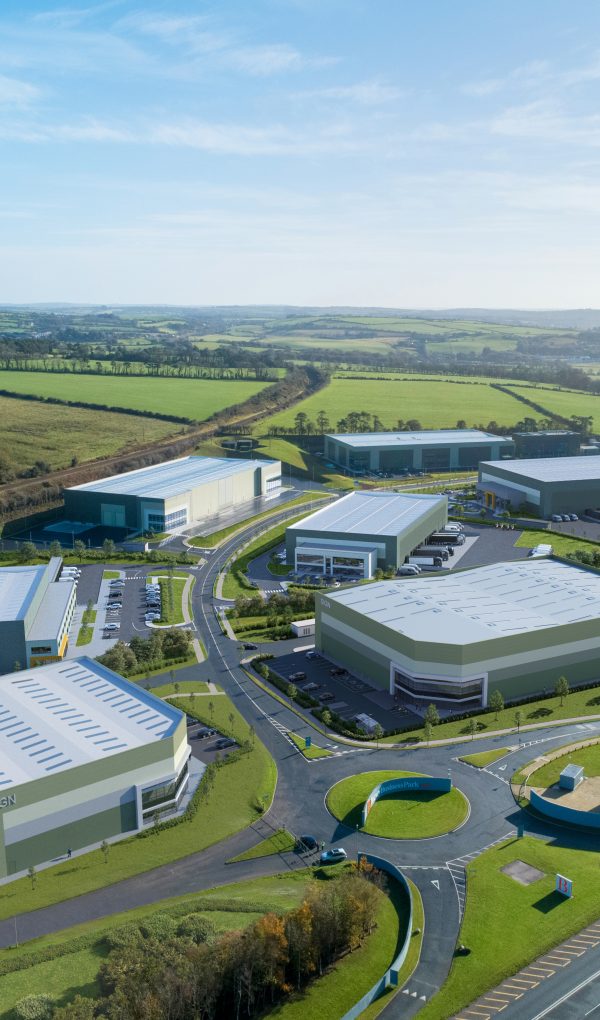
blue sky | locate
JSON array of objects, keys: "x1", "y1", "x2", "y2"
[{"x1": 1, "y1": 0, "x2": 600, "y2": 306}]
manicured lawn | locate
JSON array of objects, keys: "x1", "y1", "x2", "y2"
[
  {"x1": 222, "y1": 510, "x2": 317, "y2": 599},
  {"x1": 227, "y1": 829, "x2": 297, "y2": 862},
  {"x1": 381, "y1": 684, "x2": 600, "y2": 743},
  {"x1": 0, "y1": 372, "x2": 270, "y2": 422},
  {"x1": 259, "y1": 376, "x2": 530, "y2": 433},
  {"x1": 459, "y1": 748, "x2": 511, "y2": 768},
  {"x1": 0, "y1": 693, "x2": 276, "y2": 921},
  {"x1": 417, "y1": 837, "x2": 600, "y2": 1020},
  {"x1": 326, "y1": 771, "x2": 469, "y2": 839},
  {"x1": 188, "y1": 491, "x2": 331, "y2": 547},
  {"x1": 525, "y1": 740, "x2": 600, "y2": 789},
  {"x1": 515, "y1": 530, "x2": 600, "y2": 556},
  {"x1": 152, "y1": 680, "x2": 211, "y2": 696},
  {"x1": 102, "y1": 570, "x2": 121, "y2": 579},
  {"x1": 0, "y1": 395, "x2": 180, "y2": 475},
  {"x1": 268, "y1": 876, "x2": 403, "y2": 1020},
  {"x1": 288, "y1": 731, "x2": 332, "y2": 759},
  {"x1": 157, "y1": 576, "x2": 188, "y2": 625}
]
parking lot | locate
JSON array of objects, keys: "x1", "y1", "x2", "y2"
[
  {"x1": 185, "y1": 716, "x2": 239, "y2": 764},
  {"x1": 269, "y1": 649, "x2": 422, "y2": 732}
]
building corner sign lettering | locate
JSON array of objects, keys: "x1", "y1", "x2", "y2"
[
  {"x1": 321, "y1": 598, "x2": 330, "y2": 609},
  {"x1": 556, "y1": 874, "x2": 573, "y2": 898},
  {"x1": 0, "y1": 794, "x2": 16, "y2": 809}
]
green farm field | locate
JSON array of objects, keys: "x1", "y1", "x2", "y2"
[
  {"x1": 0, "y1": 396, "x2": 181, "y2": 472},
  {"x1": 259, "y1": 376, "x2": 531, "y2": 432},
  {"x1": 505, "y1": 383, "x2": 600, "y2": 424},
  {"x1": 0, "y1": 372, "x2": 270, "y2": 421}
]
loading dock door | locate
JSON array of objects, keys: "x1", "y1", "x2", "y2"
[{"x1": 101, "y1": 504, "x2": 126, "y2": 527}]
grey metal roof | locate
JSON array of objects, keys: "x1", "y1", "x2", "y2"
[
  {"x1": 320, "y1": 560, "x2": 600, "y2": 644},
  {"x1": 28, "y1": 580, "x2": 74, "y2": 641},
  {"x1": 288, "y1": 491, "x2": 446, "y2": 537},
  {"x1": 0, "y1": 657, "x2": 183, "y2": 788},
  {"x1": 327, "y1": 430, "x2": 513, "y2": 449},
  {"x1": 68, "y1": 455, "x2": 277, "y2": 500},
  {"x1": 0, "y1": 565, "x2": 48, "y2": 622},
  {"x1": 480, "y1": 456, "x2": 600, "y2": 483}
]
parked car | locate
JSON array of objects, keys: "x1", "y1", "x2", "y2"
[
  {"x1": 243, "y1": 642, "x2": 258, "y2": 650},
  {"x1": 551, "y1": 514, "x2": 562, "y2": 522},
  {"x1": 301, "y1": 682, "x2": 320, "y2": 692},
  {"x1": 306, "y1": 650, "x2": 320, "y2": 660},
  {"x1": 289, "y1": 672, "x2": 306, "y2": 682},
  {"x1": 330, "y1": 667, "x2": 347, "y2": 677},
  {"x1": 295, "y1": 834, "x2": 318, "y2": 852},
  {"x1": 569, "y1": 513, "x2": 579, "y2": 521},
  {"x1": 398, "y1": 565, "x2": 421, "y2": 576},
  {"x1": 215, "y1": 737, "x2": 236, "y2": 750},
  {"x1": 104, "y1": 623, "x2": 120, "y2": 631},
  {"x1": 319, "y1": 691, "x2": 335, "y2": 702},
  {"x1": 196, "y1": 726, "x2": 216, "y2": 738},
  {"x1": 319, "y1": 848, "x2": 347, "y2": 865}
]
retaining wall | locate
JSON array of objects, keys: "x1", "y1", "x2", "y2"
[
  {"x1": 529, "y1": 789, "x2": 600, "y2": 829},
  {"x1": 341, "y1": 853, "x2": 414, "y2": 1020}
]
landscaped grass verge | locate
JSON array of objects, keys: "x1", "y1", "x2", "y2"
[
  {"x1": 128, "y1": 654, "x2": 198, "y2": 682},
  {"x1": 459, "y1": 748, "x2": 511, "y2": 768},
  {"x1": 76, "y1": 609, "x2": 97, "y2": 646},
  {"x1": 417, "y1": 837, "x2": 600, "y2": 1020},
  {"x1": 0, "y1": 692, "x2": 276, "y2": 921},
  {"x1": 152, "y1": 680, "x2": 211, "y2": 696},
  {"x1": 188, "y1": 491, "x2": 331, "y2": 548},
  {"x1": 222, "y1": 510, "x2": 317, "y2": 600},
  {"x1": 288, "y1": 731, "x2": 332, "y2": 759},
  {"x1": 359, "y1": 879, "x2": 424, "y2": 1020},
  {"x1": 158, "y1": 575, "x2": 188, "y2": 625},
  {"x1": 326, "y1": 772, "x2": 469, "y2": 839},
  {"x1": 516, "y1": 739, "x2": 600, "y2": 790},
  {"x1": 227, "y1": 829, "x2": 296, "y2": 863},
  {"x1": 102, "y1": 570, "x2": 121, "y2": 580}
]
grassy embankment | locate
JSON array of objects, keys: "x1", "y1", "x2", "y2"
[
  {"x1": 326, "y1": 771, "x2": 469, "y2": 839},
  {"x1": 228, "y1": 829, "x2": 297, "y2": 862},
  {"x1": 0, "y1": 689, "x2": 275, "y2": 921},
  {"x1": 221, "y1": 510, "x2": 318, "y2": 600},
  {"x1": 418, "y1": 837, "x2": 600, "y2": 1020},
  {"x1": 514, "y1": 740, "x2": 600, "y2": 789}
]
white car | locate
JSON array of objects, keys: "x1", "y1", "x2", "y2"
[{"x1": 104, "y1": 623, "x2": 120, "y2": 631}]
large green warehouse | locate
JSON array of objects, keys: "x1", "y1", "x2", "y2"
[
  {"x1": 286, "y1": 490, "x2": 447, "y2": 578},
  {"x1": 0, "y1": 657, "x2": 190, "y2": 877},
  {"x1": 316, "y1": 560, "x2": 600, "y2": 708},
  {"x1": 64, "y1": 455, "x2": 282, "y2": 533},
  {"x1": 478, "y1": 456, "x2": 600, "y2": 517}
]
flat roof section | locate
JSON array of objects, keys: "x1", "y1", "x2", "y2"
[
  {"x1": 27, "y1": 580, "x2": 75, "y2": 641},
  {"x1": 480, "y1": 456, "x2": 600, "y2": 483},
  {"x1": 321, "y1": 560, "x2": 600, "y2": 645},
  {"x1": 0, "y1": 565, "x2": 48, "y2": 623},
  {"x1": 0, "y1": 657, "x2": 183, "y2": 789},
  {"x1": 327, "y1": 430, "x2": 513, "y2": 449},
  {"x1": 288, "y1": 491, "x2": 446, "y2": 537},
  {"x1": 68, "y1": 455, "x2": 277, "y2": 501}
]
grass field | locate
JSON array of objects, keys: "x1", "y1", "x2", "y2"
[
  {"x1": 0, "y1": 872, "x2": 313, "y2": 1017},
  {"x1": 516, "y1": 530, "x2": 600, "y2": 556},
  {"x1": 0, "y1": 372, "x2": 270, "y2": 421},
  {"x1": 326, "y1": 771, "x2": 469, "y2": 839},
  {"x1": 227, "y1": 828, "x2": 296, "y2": 862},
  {"x1": 505, "y1": 383, "x2": 600, "y2": 425},
  {"x1": 259, "y1": 377, "x2": 531, "y2": 433},
  {"x1": 0, "y1": 396, "x2": 181, "y2": 473},
  {"x1": 417, "y1": 837, "x2": 600, "y2": 1020},
  {"x1": 525, "y1": 740, "x2": 600, "y2": 788},
  {"x1": 0, "y1": 689, "x2": 276, "y2": 922},
  {"x1": 459, "y1": 748, "x2": 511, "y2": 768}
]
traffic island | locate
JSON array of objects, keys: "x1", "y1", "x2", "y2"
[{"x1": 326, "y1": 770, "x2": 469, "y2": 839}]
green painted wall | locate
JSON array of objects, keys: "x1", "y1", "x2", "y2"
[{"x1": 4, "y1": 798, "x2": 137, "y2": 875}]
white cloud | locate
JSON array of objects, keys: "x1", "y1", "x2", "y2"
[
  {"x1": 0, "y1": 74, "x2": 41, "y2": 107},
  {"x1": 294, "y1": 80, "x2": 404, "y2": 105},
  {"x1": 491, "y1": 101, "x2": 600, "y2": 145}
]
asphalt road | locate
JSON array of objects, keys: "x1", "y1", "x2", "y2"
[{"x1": 4, "y1": 506, "x2": 600, "y2": 1018}]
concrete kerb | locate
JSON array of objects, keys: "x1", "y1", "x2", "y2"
[{"x1": 340, "y1": 854, "x2": 414, "y2": 1020}]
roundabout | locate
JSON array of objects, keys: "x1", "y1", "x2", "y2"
[{"x1": 326, "y1": 769, "x2": 470, "y2": 840}]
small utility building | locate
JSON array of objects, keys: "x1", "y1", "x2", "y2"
[
  {"x1": 64, "y1": 455, "x2": 282, "y2": 533},
  {"x1": 286, "y1": 490, "x2": 447, "y2": 578},
  {"x1": 0, "y1": 558, "x2": 76, "y2": 674},
  {"x1": 478, "y1": 456, "x2": 600, "y2": 517},
  {"x1": 316, "y1": 560, "x2": 600, "y2": 709},
  {"x1": 324, "y1": 430, "x2": 514, "y2": 474},
  {"x1": 0, "y1": 657, "x2": 190, "y2": 877}
]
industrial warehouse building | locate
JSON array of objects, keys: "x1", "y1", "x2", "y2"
[
  {"x1": 478, "y1": 456, "x2": 600, "y2": 518},
  {"x1": 286, "y1": 490, "x2": 448, "y2": 578},
  {"x1": 64, "y1": 455, "x2": 282, "y2": 533},
  {"x1": 512, "y1": 430, "x2": 582, "y2": 460},
  {"x1": 0, "y1": 657, "x2": 189, "y2": 877},
  {"x1": 0, "y1": 558, "x2": 76, "y2": 674},
  {"x1": 316, "y1": 560, "x2": 600, "y2": 708},
  {"x1": 324, "y1": 429, "x2": 514, "y2": 474}
]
